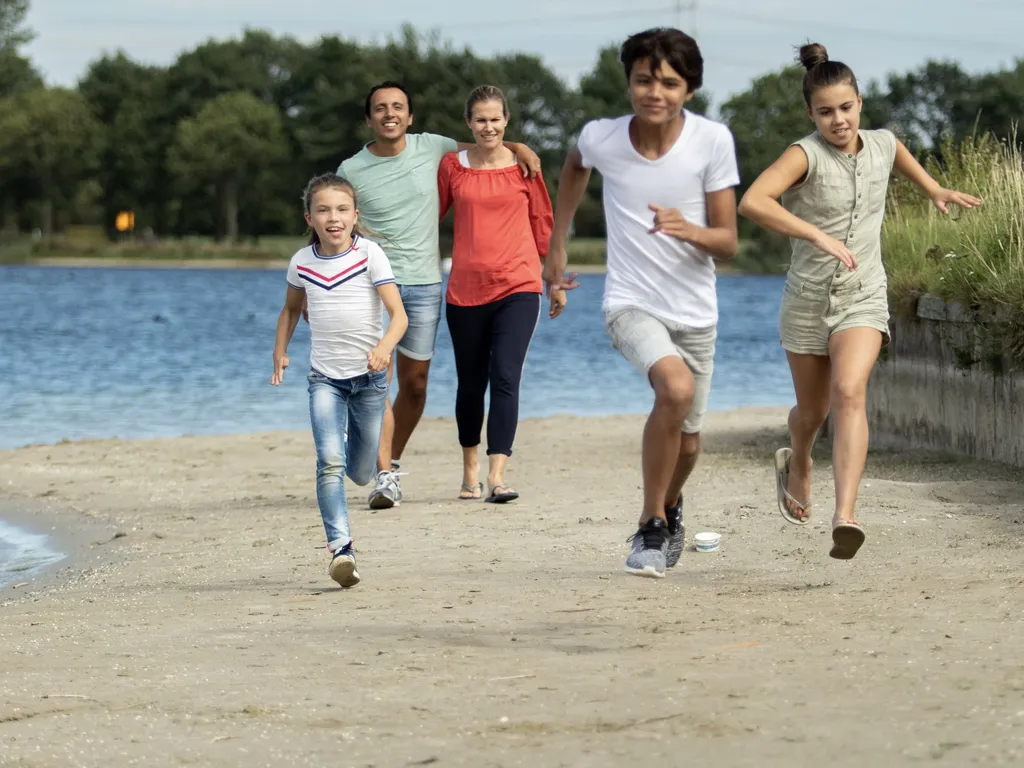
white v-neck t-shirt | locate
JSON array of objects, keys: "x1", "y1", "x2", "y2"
[{"x1": 577, "y1": 111, "x2": 740, "y2": 328}]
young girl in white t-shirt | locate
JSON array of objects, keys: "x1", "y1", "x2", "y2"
[{"x1": 271, "y1": 173, "x2": 407, "y2": 588}]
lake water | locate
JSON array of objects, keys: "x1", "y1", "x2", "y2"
[{"x1": 0, "y1": 265, "x2": 794, "y2": 585}]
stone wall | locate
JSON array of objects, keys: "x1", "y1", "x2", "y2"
[{"x1": 865, "y1": 294, "x2": 1024, "y2": 467}]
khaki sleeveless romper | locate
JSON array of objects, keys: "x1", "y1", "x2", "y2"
[{"x1": 778, "y1": 129, "x2": 897, "y2": 355}]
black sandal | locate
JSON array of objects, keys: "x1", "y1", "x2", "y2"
[{"x1": 485, "y1": 485, "x2": 519, "y2": 504}]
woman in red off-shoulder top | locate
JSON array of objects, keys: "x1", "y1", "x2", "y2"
[{"x1": 438, "y1": 85, "x2": 565, "y2": 504}]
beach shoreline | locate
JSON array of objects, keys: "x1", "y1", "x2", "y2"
[
  {"x1": 0, "y1": 498, "x2": 119, "y2": 595},
  {"x1": 4, "y1": 257, "x2": 613, "y2": 274},
  {"x1": 2, "y1": 409, "x2": 1022, "y2": 765}
]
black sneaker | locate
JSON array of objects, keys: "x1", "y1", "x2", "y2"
[
  {"x1": 624, "y1": 517, "x2": 670, "y2": 579},
  {"x1": 666, "y1": 495, "x2": 684, "y2": 569}
]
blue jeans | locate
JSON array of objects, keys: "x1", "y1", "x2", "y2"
[
  {"x1": 383, "y1": 283, "x2": 443, "y2": 361},
  {"x1": 307, "y1": 368, "x2": 389, "y2": 552}
]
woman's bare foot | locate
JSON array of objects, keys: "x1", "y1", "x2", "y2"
[
  {"x1": 459, "y1": 482, "x2": 482, "y2": 500},
  {"x1": 785, "y1": 455, "x2": 813, "y2": 521},
  {"x1": 485, "y1": 480, "x2": 519, "y2": 504},
  {"x1": 460, "y1": 448, "x2": 481, "y2": 499},
  {"x1": 488, "y1": 480, "x2": 515, "y2": 495},
  {"x1": 486, "y1": 455, "x2": 514, "y2": 500}
]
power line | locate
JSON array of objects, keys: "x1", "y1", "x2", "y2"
[
  {"x1": 674, "y1": 0, "x2": 698, "y2": 35},
  {"x1": 370, "y1": 5, "x2": 677, "y2": 34},
  {"x1": 355, "y1": 0, "x2": 1023, "y2": 55},
  {"x1": 720, "y1": 7, "x2": 1022, "y2": 53}
]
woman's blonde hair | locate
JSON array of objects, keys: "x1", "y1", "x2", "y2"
[{"x1": 464, "y1": 85, "x2": 509, "y2": 120}]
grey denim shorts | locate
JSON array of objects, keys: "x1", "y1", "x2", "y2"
[{"x1": 605, "y1": 307, "x2": 716, "y2": 434}]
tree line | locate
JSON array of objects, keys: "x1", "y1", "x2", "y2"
[{"x1": 3, "y1": 0, "x2": 1024, "y2": 261}]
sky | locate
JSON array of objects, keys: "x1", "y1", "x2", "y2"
[{"x1": 22, "y1": 0, "x2": 1024, "y2": 113}]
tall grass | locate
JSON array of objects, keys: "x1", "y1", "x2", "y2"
[{"x1": 883, "y1": 133, "x2": 1024, "y2": 365}]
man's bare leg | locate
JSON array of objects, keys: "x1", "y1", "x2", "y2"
[
  {"x1": 368, "y1": 352, "x2": 431, "y2": 510},
  {"x1": 376, "y1": 359, "x2": 396, "y2": 473},
  {"x1": 391, "y1": 353, "x2": 431, "y2": 462}
]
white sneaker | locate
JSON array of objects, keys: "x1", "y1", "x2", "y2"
[{"x1": 368, "y1": 465, "x2": 404, "y2": 510}]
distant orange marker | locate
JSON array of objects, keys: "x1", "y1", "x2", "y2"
[{"x1": 115, "y1": 211, "x2": 135, "y2": 233}]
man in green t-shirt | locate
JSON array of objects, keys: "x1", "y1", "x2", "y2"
[{"x1": 339, "y1": 81, "x2": 542, "y2": 510}]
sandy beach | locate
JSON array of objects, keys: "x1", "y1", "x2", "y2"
[{"x1": 2, "y1": 408, "x2": 1023, "y2": 766}]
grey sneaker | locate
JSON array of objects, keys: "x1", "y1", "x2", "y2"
[
  {"x1": 368, "y1": 464, "x2": 403, "y2": 510},
  {"x1": 666, "y1": 495, "x2": 685, "y2": 569},
  {"x1": 624, "y1": 517, "x2": 670, "y2": 579},
  {"x1": 329, "y1": 543, "x2": 360, "y2": 588}
]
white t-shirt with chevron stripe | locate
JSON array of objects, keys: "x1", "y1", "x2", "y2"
[{"x1": 286, "y1": 236, "x2": 396, "y2": 380}]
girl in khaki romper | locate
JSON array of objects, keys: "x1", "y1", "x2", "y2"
[{"x1": 738, "y1": 43, "x2": 981, "y2": 560}]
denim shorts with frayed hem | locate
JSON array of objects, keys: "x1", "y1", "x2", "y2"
[{"x1": 382, "y1": 282, "x2": 443, "y2": 361}]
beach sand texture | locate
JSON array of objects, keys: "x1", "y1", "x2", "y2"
[{"x1": 2, "y1": 408, "x2": 1023, "y2": 766}]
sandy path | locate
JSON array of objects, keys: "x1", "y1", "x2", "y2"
[{"x1": 1, "y1": 408, "x2": 1022, "y2": 767}]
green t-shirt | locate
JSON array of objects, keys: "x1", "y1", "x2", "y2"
[{"x1": 338, "y1": 132, "x2": 458, "y2": 286}]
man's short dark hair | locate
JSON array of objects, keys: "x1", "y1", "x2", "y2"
[
  {"x1": 620, "y1": 28, "x2": 703, "y2": 91},
  {"x1": 364, "y1": 81, "x2": 414, "y2": 118}
]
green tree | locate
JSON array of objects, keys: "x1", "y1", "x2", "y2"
[
  {"x1": 0, "y1": 87, "x2": 103, "y2": 236},
  {"x1": 0, "y1": 47, "x2": 38, "y2": 95},
  {"x1": 0, "y1": 0, "x2": 39, "y2": 97},
  {"x1": 873, "y1": 61, "x2": 973, "y2": 151},
  {"x1": 955, "y1": 61, "x2": 1024, "y2": 145},
  {"x1": 0, "y1": 0, "x2": 32, "y2": 47},
  {"x1": 718, "y1": 65, "x2": 811, "y2": 268},
  {"x1": 164, "y1": 29, "x2": 304, "y2": 121},
  {"x1": 287, "y1": 36, "x2": 378, "y2": 173},
  {"x1": 369, "y1": 26, "x2": 492, "y2": 140},
  {"x1": 168, "y1": 91, "x2": 288, "y2": 240},
  {"x1": 719, "y1": 65, "x2": 810, "y2": 197},
  {"x1": 79, "y1": 52, "x2": 170, "y2": 234},
  {"x1": 493, "y1": 53, "x2": 574, "y2": 157}
]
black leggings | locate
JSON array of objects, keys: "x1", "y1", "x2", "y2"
[{"x1": 446, "y1": 292, "x2": 541, "y2": 457}]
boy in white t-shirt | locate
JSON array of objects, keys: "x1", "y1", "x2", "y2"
[{"x1": 545, "y1": 27, "x2": 741, "y2": 579}]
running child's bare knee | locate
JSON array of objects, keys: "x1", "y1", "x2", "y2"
[
  {"x1": 679, "y1": 432, "x2": 701, "y2": 457},
  {"x1": 653, "y1": 375, "x2": 695, "y2": 416},
  {"x1": 792, "y1": 402, "x2": 829, "y2": 431},
  {"x1": 830, "y1": 377, "x2": 866, "y2": 411}
]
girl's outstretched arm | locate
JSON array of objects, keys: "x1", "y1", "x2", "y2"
[
  {"x1": 893, "y1": 141, "x2": 983, "y2": 214},
  {"x1": 369, "y1": 284, "x2": 408, "y2": 373},
  {"x1": 272, "y1": 286, "x2": 306, "y2": 385},
  {"x1": 738, "y1": 146, "x2": 858, "y2": 270}
]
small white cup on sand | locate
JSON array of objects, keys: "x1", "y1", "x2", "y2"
[{"x1": 694, "y1": 532, "x2": 721, "y2": 553}]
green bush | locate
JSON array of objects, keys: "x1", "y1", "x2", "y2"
[{"x1": 883, "y1": 133, "x2": 1024, "y2": 364}]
